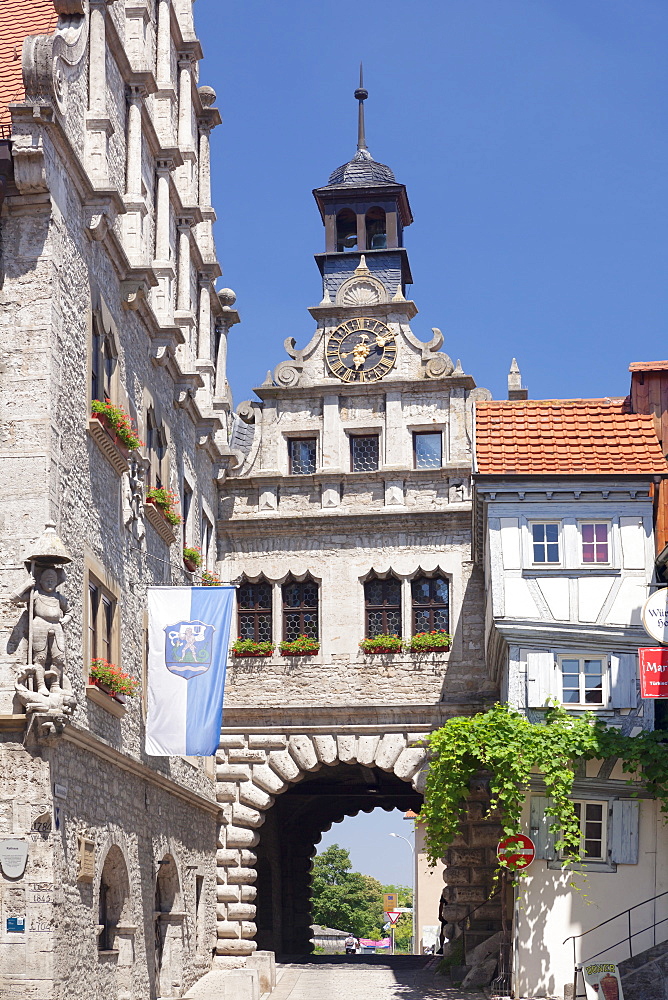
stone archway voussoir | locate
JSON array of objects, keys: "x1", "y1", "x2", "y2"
[
  {"x1": 393, "y1": 747, "x2": 427, "y2": 781},
  {"x1": 288, "y1": 735, "x2": 319, "y2": 771},
  {"x1": 374, "y1": 733, "x2": 407, "y2": 771}
]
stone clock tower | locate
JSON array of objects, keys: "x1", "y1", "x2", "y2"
[{"x1": 212, "y1": 78, "x2": 497, "y2": 963}]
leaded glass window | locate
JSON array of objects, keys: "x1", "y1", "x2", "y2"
[
  {"x1": 413, "y1": 432, "x2": 442, "y2": 469},
  {"x1": 282, "y1": 577, "x2": 319, "y2": 641},
  {"x1": 364, "y1": 576, "x2": 401, "y2": 638},
  {"x1": 289, "y1": 438, "x2": 317, "y2": 475},
  {"x1": 237, "y1": 580, "x2": 272, "y2": 642},
  {"x1": 351, "y1": 435, "x2": 379, "y2": 473},
  {"x1": 411, "y1": 575, "x2": 449, "y2": 633}
]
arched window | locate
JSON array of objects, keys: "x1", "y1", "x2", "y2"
[
  {"x1": 146, "y1": 409, "x2": 167, "y2": 489},
  {"x1": 237, "y1": 578, "x2": 272, "y2": 642},
  {"x1": 282, "y1": 576, "x2": 318, "y2": 641},
  {"x1": 364, "y1": 575, "x2": 401, "y2": 637},
  {"x1": 336, "y1": 209, "x2": 357, "y2": 252},
  {"x1": 365, "y1": 207, "x2": 387, "y2": 250},
  {"x1": 91, "y1": 315, "x2": 116, "y2": 402},
  {"x1": 411, "y1": 575, "x2": 449, "y2": 634},
  {"x1": 98, "y1": 846, "x2": 131, "y2": 953}
]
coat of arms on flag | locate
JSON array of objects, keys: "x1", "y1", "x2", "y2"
[{"x1": 164, "y1": 620, "x2": 215, "y2": 679}]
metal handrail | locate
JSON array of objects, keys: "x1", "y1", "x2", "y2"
[
  {"x1": 563, "y1": 889, "x2": 668, "y2": 967},
  {"x1": 458, "y1": 888, "x2": 501, "y2": 933}
]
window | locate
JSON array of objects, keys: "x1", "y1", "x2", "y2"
[
  {"x1": 282, "y1": 576, "x2": 319, "y2": 641},
  {"x1": 365, "y1": 575, "x2": 401, "y2": 637},
  {"x1": 531, "y1": 523, "x2": 560, "y2": 563},
  {"x1": 365, "y1": 207, "x2": 387, "y2": 249},
  {"x1": 91, "y1": 315, "x2": 116, "y2": 403},
  {"x1": 561, "y1": 655, "x2": 605, "y2": 706},
  {"x1": 581, "y1": 523, "x2": 609, "y2": 564},
  {"x1": 573, "y1": 801, "x2": 607, "y2": 860},
  {"x1": 413, "y1": 432, "x2": 442, "y2": 470},
  {"x1": 88, "y1": 577, "x2": 117, "y2": 665},
  {"x1": 350, "y1": 435, "x2": 379, "y2": 472},
  {"x1": 237, "y1": 579, "x2": 272, "y2": 642},
  {"x1": 288, "y1": 438, "x2": 317, "y2": 475},
  {"x1": 336, "y1": 208, "x2": 357, "y2": 252},
  {"x1": 182, "y1": 481, "x2": 193, "y2": 548},
  {"x1": 412, "y1": 575, "x2": 449, "y2": 633},
  {"x1": 201, "y1": 513, "x2": 213, "y2": 571},
  {"x1": 146, "y1": 409, "x2": 167, "y2": 489}
]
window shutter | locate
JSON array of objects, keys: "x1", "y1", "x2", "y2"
[
  {"x1": 530, "y1": 796, "x2": 557, "y2": 860},
  {"x1": 610, "y1": 799, "x2": 639, "y2": 864},
  {"x1": 526, "y1": 649, "x2": 556, "y2": 707},
  {"x1": 610, "y1": 653, "x2": 638, "y2": 709}
]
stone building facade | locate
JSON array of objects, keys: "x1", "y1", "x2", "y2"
[
  {"x1": 213, "y1": 96, "x2": 497, "y2": 959},
  {"x1": 0, "y1": 2, "x2": 238, "y2": 998}
]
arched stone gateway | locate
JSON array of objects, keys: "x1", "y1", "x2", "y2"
[{"x1": 214, "y1": 730, "x2": 429, "y2": 959}]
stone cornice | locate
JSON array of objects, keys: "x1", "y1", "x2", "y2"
[
  {"x1": 308, "y1": 301, "x2": 419, "y2": 322},
  {"x1": 228, "y1": 464, "x2": 472, "y2": 488},
  {"x1": 218, "y1": 506, "x2": 473, "y2": 535},
  {"x1": 61, "y1": 723, "x2": 220, "y2": 814},
  {"x1": 252, "y1": 374, "x2": 477, "y2": 400}
]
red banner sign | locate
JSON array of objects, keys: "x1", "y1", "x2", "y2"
[{"x1": 639, "y1": 648, "x2": 668, "y2": 698}]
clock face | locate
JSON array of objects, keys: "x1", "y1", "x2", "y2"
[{"x1": 326, "y1": 318, "x2": 397, "y2": 383}]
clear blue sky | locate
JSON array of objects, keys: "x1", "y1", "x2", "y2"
[
  {"x1": 316, "y1": 809, "x2": 415, "y2": 889},
  {"x1": 196, "y1": 0, "x2": 668, "y2": 407},
  {"x1": 197, "y1": 2, "x2": 667, "y2": 880}
]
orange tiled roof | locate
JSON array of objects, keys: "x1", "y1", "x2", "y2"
[
  {"x1": 0, "y1": 2, "x2": 58, "y2": 133},
  {"x1": 629, "y1": 360, "x2": 668, "y2": 372},
  {"x1": 475, "y1": 398, "x2": 668, "y2": 476}
]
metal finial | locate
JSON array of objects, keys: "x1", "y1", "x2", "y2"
[{"x1": 354, "y1": 62, "x2": 368, "y2": 151}]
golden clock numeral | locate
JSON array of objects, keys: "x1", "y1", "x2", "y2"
[
  {"x1": 341, "y1": 369, "x2": 356, "y2": 382},
  {"x1": 358, "y1": 370, "x2": 366, "y2": 382}
]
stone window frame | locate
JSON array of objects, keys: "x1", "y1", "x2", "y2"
[
  {"x1": 88, "y1": 297, "x2": 121, "y2": 408},
  {"x1": 201, "y1": 504, "x2": 215, "y2": 571},
  {"x1": 407, "y1": 421, "x2": 448, "y2": 469},
  {"x1": 287, "y1": 436, "x2": 319, "y2": 476},
  {"x1": 363, "y1": 572, "x2": 403, "y2": 638},
  {"x1": 349, "y1": 432, "x2": 380, "y2": 473},
  {"x1": 412, "y1": 430, "x2": 443, "y2": 470},
  {"x1": 145, "y1": 405, "x2": 170, "y2": 490},
  {"x1": 84, "y1": 551, "x2": 121, "y2": 678},
  {"x1": 281, "y1": 574, "x2": 320, "y2": 642},
  {"x1": 237, "y1": 577, "x2": 273, "y2": 643}
]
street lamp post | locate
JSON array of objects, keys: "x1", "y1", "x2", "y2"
[{"x1": 389, "y1": 832, "x2": 416, "y2": 955}]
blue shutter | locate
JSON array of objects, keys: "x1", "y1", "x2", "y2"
[
  {"x1": 610, "y1": 800, "x2": 639, "y2": 864},
  {"x1": 526, "y1": 650, "x2": 556, "y2": 708},
  {"x1": 610, "y1": 653, "x2": 638, "y2": 709},
  {"x1": 530, "y1": 796, "x2": 557, "y2": 860}
]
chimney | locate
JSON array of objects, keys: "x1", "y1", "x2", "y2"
[{"x1": 508, "y1": 358, "x2": 528, "y2": 400}]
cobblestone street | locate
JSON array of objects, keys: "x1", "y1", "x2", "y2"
[{"x1": 270, "y1": 957, "x2": 488, "y2": 1000}]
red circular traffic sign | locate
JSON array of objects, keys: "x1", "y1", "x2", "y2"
[{"x1": 497, "y1": 835, "x2": 535, "y2": 870}]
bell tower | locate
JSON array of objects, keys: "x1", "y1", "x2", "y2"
[{"x1": 312, "y1": 66, "x2": 413, "y2": 303}]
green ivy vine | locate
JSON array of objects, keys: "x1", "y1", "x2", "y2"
[{"x1": 422, "y1": 703, "x2": 668, "y2": 873}]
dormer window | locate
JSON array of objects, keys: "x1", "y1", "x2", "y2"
[
  {"x1": 336, "y1": 209, "x2": 357, "y2": 252},
  {"x1": 365, "y1": 207, "x2": 386, "y2": 250}
]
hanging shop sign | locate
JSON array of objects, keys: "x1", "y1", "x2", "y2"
[
  {"x1": 641, "y1": 589, "x2": 668, "y2": 644},
  {"x1": 497, "y1": 835, "x2": 535, "y2": 870},
  {"x1": 582, "y1": 962, "x2": 624, "y2": 1000},
  {"x1": 639, "y1": 648, "x2": 668, "y2": 698}
]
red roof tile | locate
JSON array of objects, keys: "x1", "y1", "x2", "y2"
[
  {"x1": 629, "y1": 360, "x2": 668, "y2": 372},
  {"x1": 0, "y1": 2, "x2": 58, "y2": 133},
  {"x1": 475, "y1": 398, "x2": 668, "y2": 476}
]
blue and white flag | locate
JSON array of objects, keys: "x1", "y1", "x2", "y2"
[{"x1": 146, "y1": 586, "x2": 234, "y2": 756}]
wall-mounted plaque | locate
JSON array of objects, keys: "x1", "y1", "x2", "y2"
[
  {"x1": 77, "y1": 837, "x2": 95, "y2": 883},
  {"x1": 7, "y1": 917, "x2": 25, "y2": 933},
  {"x1": 0, "y1": 840, "x2": 28, "y2": 878}
]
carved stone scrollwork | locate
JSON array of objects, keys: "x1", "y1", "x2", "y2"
[
  {"x1": 85, "y1": 209, "x2": 112, "y2": 242},
  {"x1": 152, "y1": 342, "x2": 174, "y2": 366},
  {"x1": 121, "y1": 280, "x2": 148, "y2": 311},
  {"x1": 11, "y1": 132, "x2": 48, "y2": 195},
  {"x1": 175, "y1": 385, "x2": 196, "y2": 408},
  {"x1": 422, "y1": 328, "x2": 454, "y2": 379},
  {"x1": 273, "y1": 336, "x2": 305, "y2": 388},
  {"x1": 236, "y1": 401, "x2": 256, "y2": 424},
  {"x1": 22, "y1": 5, "x2": 89, "y2": 114}
]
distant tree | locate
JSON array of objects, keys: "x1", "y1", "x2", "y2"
[
  {"x1": 382, "y1": 883, "x2": 413, "y2": 953},
  {"x1": 310, "y1": 844, "x2": 385, "y2": 938}
]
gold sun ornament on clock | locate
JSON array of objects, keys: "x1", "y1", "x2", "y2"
[{"x1": 326, "y1": 318, "x2": 397, "y2": 383}]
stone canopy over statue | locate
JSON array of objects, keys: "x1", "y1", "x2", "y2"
[{"x1": 11, "y1": 522, "x2": 76, "y2": 724}]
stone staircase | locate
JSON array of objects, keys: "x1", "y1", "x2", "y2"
[{"x1": 618, "y1": 939, "x2": 668, "y2": 1000}]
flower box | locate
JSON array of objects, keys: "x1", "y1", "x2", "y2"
[
  {"x1": 231, "y1": 639, "x2": 274, "y2": 658},
  {"x1": 91, "y1": 679, "x2": 127, "y2": 705},
  {"x1": 201, "y1": 571, "x2": 222, "y2": 587},
  {"x1": 359, "y1": 634, "x2": 403, "y2": 654},
  {"x1": 91, "y1": 399, "x2": 142, "y2": 450},
  {"x1": 144, "y1": 501, "x2": 177, "y2": 545},
  {"x1": 279, "y1": 637, "x2": 320, "y2": 656},
  {"x1": 89, "y1": 659, "x2": 139, "y2": 698},
  {"x1": 183, "y1": 546, "x2": 202, "y2": 573},
  {"x1": 408, "y1": 631, "x2": 452, "y2": 654}
]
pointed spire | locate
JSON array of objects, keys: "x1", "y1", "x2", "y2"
[
  {"x1": 508, "y1": 358, "x2": 528, "y2": 400},
  {"x1": 354, "y1": 62, "x2": 369, "y2": 152}
]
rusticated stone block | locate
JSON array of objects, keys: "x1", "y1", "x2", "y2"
[
  {"x1": 313, "y1": 735, "x2": 337, "y2": 764},
  {"x1": 356, "y1": 735, "x2": 380, "y2": 766},
  {"x1": 232, "y1": 803, "x2": 264, "y2": 829},
  {"x1": 216, "y1": 920, "x2": 240, "y2": 939},
  {"x1": 240, "y1": 921, "x2": 257, "y2": 939},
  {"x1": 229, "y1": 749, "x2": 267, "y2": 764},
  {"x1": 225, "y1": 826, "x2": 260, "y2": 849},
  {"x1": 238, "y1": 784, "x2": 273, "y2": 811},
  {"x1": 248, "y1": 735, "x2": 287, "y2": 749},
  {"x1": 471, "y1": 866, "x2": 498, "y2": 885},
  {"x1": 288, "y1": 735, "x2": 319, "y2": 771},
  {"x1": 215, "y1": 938, "x2": 257, "y2": 956},
  {"x1": 216, "y1": 763, "x2": 251, "y2": 782},
  {"x1": 450, "y1": 848, "x2": 486, "y2": 867},
  {"x1": 267, "y1": 749, "x2": 301, "y2": 782},
  {"x1": 469, "y1": 823, "x2": 503, "y2": 847},
  {"x1": 441, "y1": 867, "x2": 472, "y2": 886},
  {"x1": 240, "y1": 885, "x2": 257, "y2": 902},
  {"x1": 228, "y1": 902, "x2": 256, "y2": 921},
  {"x1": 217, "y1": 884, "x2": 240, "y2": 903},
  {"x1": 465, "y1": 801, "x2": 487, "y2": 821},
  {"x1": 394, "y1": 747, "x2": 427, "y2": 781},
  {"x1": 336, "y1": 735, "x2": 357, "y2": 762},
  {"x1": 216, "y1": 849, "x2": 240, "y2": 867},
  {"x1": 227, "y1": 867, "x2": 257, "y2": 885},
  {"x1": 240, "y1": 850, "x2": 257, "y2": 866},
  {"x1": 252, "y1": 763, "x2": 288, "y2": 794},
  {"x1": 448, "y1": 885, "x2": 487, "y2": 903},
  {"x1": 216, "y1": 782, "x2": 237, "y2": 802},
  {"x1": 374, "y1": 734, "x2": 406, "y2": 771},
  {"x1": 218, "y1": 735, "x2": 247, "y2": 749}
]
